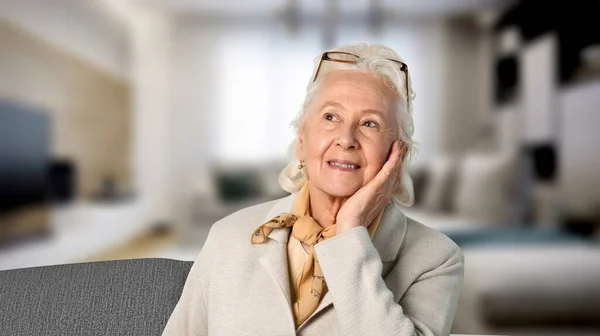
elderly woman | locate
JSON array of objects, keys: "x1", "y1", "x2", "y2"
[{"x1": 163, "y1": 43, "x2": 464, "y2": 336}]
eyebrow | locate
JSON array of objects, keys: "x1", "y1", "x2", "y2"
[
  {"x1": 319, "y1": 101, "x2": 385, "y2": 117},
  {"x1": 319, "y1": 101, "x2": 344, "y2": 111}
]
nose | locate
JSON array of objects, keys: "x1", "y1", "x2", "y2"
[{"x1": 336, "y1": 123, "x2": 359, "y2": 150}]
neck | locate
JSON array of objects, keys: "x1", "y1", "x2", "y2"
[{"x1": 308, "y1": 183, "x2": 347, "y2": 229}]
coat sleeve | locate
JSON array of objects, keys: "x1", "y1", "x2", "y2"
[
  {"x1": 314, "y1": 226, "x2": 464, "y2": 336},
  {"x1": 162, "y1": 226, "x2": 218, "y2": 336}
]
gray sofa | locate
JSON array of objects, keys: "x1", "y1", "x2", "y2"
[{"x1": 0, "y1": 258, "x2": 192, "y2": 336}]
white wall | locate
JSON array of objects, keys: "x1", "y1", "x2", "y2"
[
  {"x1": 130, "y1": 7, "x2": 173, "y2": 226},
  {"x1": 521, "y1": 34, "x2": 557, "y2": 143},
  {"x1": 168, "y1": 20, "x2": 222, "y2": 230},
  {"x1": 439, "y1": 19, "x2": 492, "y2": 154},
  {"x1": 559, "y1": 81, "x2": 600, "y2": 217},
  {"x1": 0, "y1": 0, "x2": 129, "y2": 81}
]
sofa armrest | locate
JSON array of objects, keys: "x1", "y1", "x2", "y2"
[{"x1": 0, "y1": 258, "x2": 192, "y2": 336}]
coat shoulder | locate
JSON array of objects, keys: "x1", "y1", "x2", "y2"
[{"x1": 401, "y1": 213, "x2": 464, "y2": 268}]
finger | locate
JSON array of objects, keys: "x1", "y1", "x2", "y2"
[
  {"x1": 392, "y1": 142, "x2": 407, "y2": 181},
  {"x1": 373, "y1": 140, "x2": 402, "y2": 186},
  {"x1": 385, "y1": 145, "x2": 405, "y2": 196}
]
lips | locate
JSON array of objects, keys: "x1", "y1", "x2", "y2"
[{"x1": 327, "y1": 160, "x2": 361, "y2": 170}]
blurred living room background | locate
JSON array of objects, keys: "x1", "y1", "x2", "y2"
[{"x1": 1, "y1": 0, "x2": 600, "y2": 334}]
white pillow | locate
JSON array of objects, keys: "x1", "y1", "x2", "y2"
[
  {"x1": 422, "y1": 155, "x2": 458, "y2": 212},
  {"x1": 453, "y1": 152, "x2": 519, "y2": 224}
]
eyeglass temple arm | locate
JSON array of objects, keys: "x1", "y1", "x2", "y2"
[{"x1": 406, "y1": 73, "x2": 409, "y2": 110}]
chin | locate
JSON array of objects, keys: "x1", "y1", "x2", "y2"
[{"x1": 318, "y1": 180, "x2": 362, "y2": 198}]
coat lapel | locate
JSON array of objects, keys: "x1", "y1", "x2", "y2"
[
  {"x1": 256, "y1": 194, "x2": 297, "y2": 312},
  {"x1": 258, "y1": 243, "x2": 291, "y2": 307},
  {"x1": 371, "y1": 202, "x2": 408, "y2": 262},
  {"x1": 297, "y1": 288, "x2": 333, "y2": 330}
]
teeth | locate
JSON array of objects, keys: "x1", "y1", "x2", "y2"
[{"x1": 329, "y1": 161, "x2": 358, "y2": 169}]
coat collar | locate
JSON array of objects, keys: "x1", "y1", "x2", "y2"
[
  {"x1": 262, "y1": 193, "x2": 297, "y2": 244},
  {"x1": 261, "y1": 193, "x2": 408, "y2": 262}
]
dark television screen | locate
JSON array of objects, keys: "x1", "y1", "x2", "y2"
[
  {"x1": 495, "y1": 55, "x2": 519, "y2": 106},
  {"x1": 0, "y1": 101, "x2": 50, "y2": 214}
]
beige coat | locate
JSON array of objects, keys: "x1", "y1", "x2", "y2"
[{"x1": 162, "y1": 194, "x2": 464, "y2": 336}]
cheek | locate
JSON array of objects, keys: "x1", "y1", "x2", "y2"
[
  {"x1": 364, "y1": 140, "x2": 391, "y2": 172},
  {"x1": 305, "y1": 129, "x2": 335, "y2": 161}
]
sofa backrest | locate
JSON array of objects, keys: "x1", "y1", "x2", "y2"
[{"x1": 0, "y1": 258, "x2": 192, "y2": 336}]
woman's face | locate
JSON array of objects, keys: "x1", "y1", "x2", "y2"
[{"x1": 298, "y1": 70, "x2": 399, "y2": 198}]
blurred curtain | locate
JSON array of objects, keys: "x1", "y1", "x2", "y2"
[
  {"x1": 215, "y1": 24, "x2": 321, "y2": 163},
  {"x1": 213, "y1": 21, "x2": 425, "y2": 163}
]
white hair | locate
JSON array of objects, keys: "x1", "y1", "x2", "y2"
[{"x1": 278, "y1": 43, "x2": 418, "y2": 207}]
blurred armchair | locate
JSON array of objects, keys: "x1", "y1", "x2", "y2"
[{"x1": 188, "y1": 161, "x2": 289, "y2": 226}]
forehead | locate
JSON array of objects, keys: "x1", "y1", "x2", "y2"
[{"x1": 313, "y1": 70, "x2": 397, "y2": 110}]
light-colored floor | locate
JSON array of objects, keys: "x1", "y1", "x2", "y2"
[
  {"x1": 149, "y1": 244, "x2": 202, "y2": 261},
  {"x1": 84, "y1": 227, "x2": 176, "y2": 262},
  {"x1": 84, "y1": 225, "x2": 206, "y2": 263}
]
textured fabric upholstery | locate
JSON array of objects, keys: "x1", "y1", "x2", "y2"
[{"x1": 0, "y1": 258, "x2": 192, "y2": 336}]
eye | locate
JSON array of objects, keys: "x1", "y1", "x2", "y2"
[
  {"x1": 362, "y1": 120, "x2": 379, "y2": 128},
  {"x1": 324, "y1": 113, "x2": 338, "y2": 122}
]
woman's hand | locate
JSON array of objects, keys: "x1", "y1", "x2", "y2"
[{"x1": 335, "y1": 140, "x2": 405, "y2": 236}]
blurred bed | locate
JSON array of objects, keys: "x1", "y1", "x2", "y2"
[{"x1": 405, "y1": 152, "x2": 600, "y2": 335}]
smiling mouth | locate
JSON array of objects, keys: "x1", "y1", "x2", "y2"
[{"x1": 327, "y1": 160, "x2": 361, "y2": 170}]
